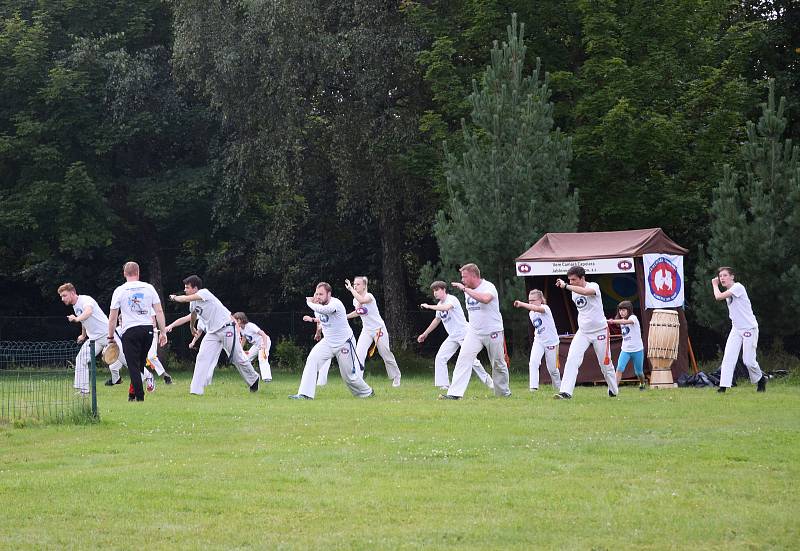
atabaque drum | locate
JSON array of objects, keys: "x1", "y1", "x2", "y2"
[{"x1": 647, "y1": 309, "x2": 680, "y2": 370}]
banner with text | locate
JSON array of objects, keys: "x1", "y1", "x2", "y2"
[
  {"x1": 516, "y1": 258, "x2": 635, "y2": 277},
  {"x1": 643, "y1": 254, "x2": 685, "y2": 308}
]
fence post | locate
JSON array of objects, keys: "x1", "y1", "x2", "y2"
[{"x1": 89, "y1": 340, "x2": 98, "y2": 419}]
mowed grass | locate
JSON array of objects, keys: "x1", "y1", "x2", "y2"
[{"x1": 1, "y1": 368, "x2": 798, "y2": 550}]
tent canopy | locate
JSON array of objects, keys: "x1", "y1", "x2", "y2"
[{"x1": 516, "y1": 228, "x2": 687, "y2": 262}]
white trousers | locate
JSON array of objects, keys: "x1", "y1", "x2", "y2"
[
  {"x1": 448, "y1": 330, "x2": 510, "y2": 397},
  {"x1": 317, "y1": 327, "x2": 401, "y2": 384},
  {"x1": 107, "y1": 333, "x2": 151, "y2": 383},
  {"x1": 559, "y1": 328, "x2": 618, "y2": 396},
  {"x1": 245, "y1": 336, "x2": 272, "y2": 380},
  {"x1": 74, "y1": 336, "x2": 109, "y2": 392},
  {"x1": 146, "y1": 330, "x2": 165, "y2": 376},
  {"x1": 529, "y1": 341, "x2": 561, "y2": 390},
  {"x1": 190, "y1": 324, "x2": 259, "y2": 395},
  {"x1": 434, "y1": 336, "x2": 490, "y2": 388},
  {"x1": 720, "y1": 327, "x2": 762, "y2": 388},
  {"x1": 298, "y1": 337, "x2": 372, "y2": 399}
]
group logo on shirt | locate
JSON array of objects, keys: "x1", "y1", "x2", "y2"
[
  {"x1": 356, "y1": 306, "x2": 368, "y2": 316},
  {"x1": 437, "y1": 310, "x2": 449, "y2": 320},
  {"x1": 75, "y1": 308, "x2": 83, "y2": 316},
  {"x1": 193, "y1": 305, "x2": 204, "y2": 316},
  {"x1": 575, "y1": 296, "x2": 587, "y2": 309},
  {"x1": 621, "y1": 325, "x2": 630, "y2": 337},
  {"x1": 466, "y1": 296, "x2": 480, "y2": 310},
  {"x1": 128, "y1": 293, "x2": 148, "y2": 314},
  {"x1": 319, "y1": 313, "x2": 329, "y2": 324}
]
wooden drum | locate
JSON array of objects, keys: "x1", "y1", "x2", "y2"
[{"x1": 647, "y1": 309, "x2": 680, "y2": 388}]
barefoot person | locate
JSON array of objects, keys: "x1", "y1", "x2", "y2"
[
  {"x1": 712, "y1": 267, "x2": 766, "y2": 393},
  {"x1": 607, "y1": 301, "x2": 645, "y2": 390},
  {"x1": 553, "y1": 266, "x2": 618, "y2": 400},
  {"x1": 417, "y1": 281, "x2": 494, "y2": 392},
  {"x1": 439, "y1": 263, "x2": 511, "y2": 400},
  {"x1": 513, "y1": 289, "x2": 562, "y2": 392},
  {"x1": 290, "y1": 282, "x2": 373, "y2": 400}
]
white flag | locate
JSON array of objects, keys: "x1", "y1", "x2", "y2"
[{"x1": 643, "y1": 254, "x2": 685, "y2": 309}]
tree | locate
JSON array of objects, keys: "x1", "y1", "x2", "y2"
[
  {"x1": 692, "y1": 80, "x2": 800, "y2": 339},
  {"x1": 428, "y1": 13, "x2": 578, "y2": 305}
]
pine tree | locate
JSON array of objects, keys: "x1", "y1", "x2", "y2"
[
  {"x1": 693, "y1": 80, "x2": 800, "y2": 339},
  {"x1": 427, "y1": 13, "x2": 578, "y2": 302}
]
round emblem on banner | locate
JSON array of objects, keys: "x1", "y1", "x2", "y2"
[
  {"x1": 518, "y1": 263, "x2": 532, "y2": 274},
  {"x1": 617, "y1": 260, "x2": 633, "y2": 271},
  {"x1": 647, "y1": 256, "x2": 681, "y2": 303}
]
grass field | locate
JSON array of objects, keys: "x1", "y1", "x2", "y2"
[{"x1": 2, "y1": 367, "x2": 798, "y2": 550}]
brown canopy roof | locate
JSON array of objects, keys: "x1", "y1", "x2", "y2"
[{"x1": 516, "y1": 228, "x2": 688, "y2": 261}]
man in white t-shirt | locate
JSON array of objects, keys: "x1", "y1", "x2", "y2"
[
  {"x1": 168, "y1": 275, "x2": 260, "y2": 395},
  {"x1": 417, "y1": 280, "x2": 494, "y2": 391},
  {"x1": 290, "y1": 282, "x2": 373, "y2": 400},
  {"x1": 712, "y1": 267, "x2": 766, "y2": 392},
  {"x1": 554, "y1": 266, "x2": 618, "y2": 399},
  {"x1": 343, "y1": 276, "x2": 402, "y2": 387},
  {"x1": 440, "y1": 263, "x2": 511, "y2": 399},
  {"x1": 108, "y1": 262, "x2": 168, "y2": 402},
  {"x1": 59, "y1": 282, "x2": 122, "y2": 395}
]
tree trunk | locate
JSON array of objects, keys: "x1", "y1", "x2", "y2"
[{"x1": 379, "y1": 209, "x2": 410, "y2": 348}]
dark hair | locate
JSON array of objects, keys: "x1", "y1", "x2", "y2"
[
  {"x1": 232, "y1": 312, "x2": 248, "y2": 324},
  {"x1": 183, "y1": 275, "x2": 203, "y2": 289},
  {"x1": 430, "y1": 281, "x2": 447, "y2": 291},
  {"x1": 316, "y1": 282, "x2": 332, "y2": 293},
  {"x1": 718, "y1": 266, "x2": 735, "y2": 278},
  {"x1": 566, "y1": 266, "x2": 586, "y2": 279},
  {"x1": 616, "y1": 300, "x2": 634, "y2": 319}
]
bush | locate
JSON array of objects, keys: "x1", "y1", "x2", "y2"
[{"x1": 274, "y1": 338, "x2": 306, "y2": 373}]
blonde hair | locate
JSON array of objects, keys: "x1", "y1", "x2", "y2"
[
  {"x1": 528, "y1": 289, "x2": 546, "y2": 304},
  {"x1": 57, "y1": 283, "x2": 76, "y2": 294},
  {"x1": 355, "y1": 276, "x2": 368, "y2": 287},
  {"x1": 459, "y1": 263, "x2": 480, "y2": 277},
  {"x1": 123, "y1": 261, "x2": 140, "y2": 276}
]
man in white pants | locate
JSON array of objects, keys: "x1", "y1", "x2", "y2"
[
  {"x1": 344, "y1": 276, "x2": 402, "y2": 387},
  {"x1": 59, "y1": 283, "x2": 115, "y2": 395},
  {"x1": 290, "y1": 282, "x2": 373, "y2": 400},
  {"x1": 108, "y1": 262, "x2": 168, "y2": 402},
  {"x1": 712, "y1": 267, "x2": 766, "y2": 393},
  {"x1": 168, "y1": 275, "x2": 260, "y2": 395},
  {"x1": 554, "y1": 266, "x2": 618, "y2": 399},
  {"x1": 233, "y1": 312, "x2": 272, "y2": 382},
  {"x1": 439, "y1": 263, "x2": 511, "y2": 400},
  {"x1": 417, "y1": 280, "x2": 494, "y2": 391},
  {"x1": 513, "y1": 289, "x2": 562, "y2": 392}
]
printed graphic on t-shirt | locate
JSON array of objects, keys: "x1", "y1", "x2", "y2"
[
  {"x1": 466, "y1": 296, "x2": 480, "y2": 311},
  {"x1": 622, "y1": 325, "x2": 630, "y2": 337},
  {"x1": 128, "y1": 293, "x2": 148, "y2": 315},
  {"x1": 356, "y1": 306, "x2": 368, "y2": 315},
  {"x1": 575, "y1": 296, "x2": 588, "y2": 309},
  {"x1": 319, "y1": 313, "x2": 329, "y2": 324}
]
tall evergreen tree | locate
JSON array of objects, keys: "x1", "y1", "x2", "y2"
[
  {"x1": 693, "y1": 80, "x2": 800, "y2": 339},
  {"x1": 427, "y1": 13, "x2": 578, "y2": 303}
]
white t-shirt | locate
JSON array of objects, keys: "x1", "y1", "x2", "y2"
[
  {"x1": 189, "y1": 288, "x2": 232, "y2": 334},
  {"x1": 464, "y1": 279, "x2": 504, "y2": 335},
  {"x1": 308, "y1": 297, "x2": 353, "y2": 348},
  {"x1": 726, "y1": 282, "x2": 758, "y2": 330},
  {"x1": 437, "y1": 294, "x2": 468, "y2": 340},
  {"x1": 241, "y1": 322, "x2": 266, "y2": 348},
  {"x1": 110, "y1": 281, "x2": 161, "y2": 334},
  {"x1": 353, "y1": 293, "x2": 387, "y2": 332},
  {"x1": 573, "y1": 282, "x2": 606, "y2": 333},
  {"x1": 529, "y1": 305, "x2": 559, "y2": 346},
  {"x1": 74, "y1": 295, "x2": 109, "y2": 340},
  {"x1": 620, "y1": 315, "x2": 644, "y2": 352}
]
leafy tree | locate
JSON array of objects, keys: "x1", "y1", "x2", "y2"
[
  {"x1": 427, "y1": 14, "x2": 578, "y2": 305},
  {"x1": 692, "y1": 80, "x2": 800, "y2": 339}
]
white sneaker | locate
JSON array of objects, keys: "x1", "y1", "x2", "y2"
[
  {"x1": 392, "y1": 376, "x2": 401, "y2": 387},
  {"x1": 438, "y1": 385, "x2": 449, "y2": 391},
  {"x1": 146, "y1": 377, "x2": 155, "y2": 393},
  {"x1": 485, "y1": 377, "x2": 494, "y2": 390}
]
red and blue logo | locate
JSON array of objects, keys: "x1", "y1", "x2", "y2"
[{"x1": 648, "y1": 256, "x2": 681, "y2": 303}]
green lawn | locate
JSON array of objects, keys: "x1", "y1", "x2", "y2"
[{"x1": 2, "y1": 368, "x2": 798, "y2": 550}]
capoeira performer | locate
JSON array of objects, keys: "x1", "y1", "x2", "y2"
[
  {"x1": 168, "y1": 275, "x2": 260, "y2": 395},
  {"x1": 143, "y1": 309, "x2": 172, "y2": 387},
  {"x1": 712, "y1": 267, "x2": 766, "y2": 393},
  {"x1": 417, "y1": 280, "x2": 494, "y2": 391},
  {"x1": 289, "y1": 282, "x2": 373, "y2": 400},
  {"x1": 232, "y1": 312, "x2": 272, "y2": 382},
  {"x1": 109, "y1": 315, "x2": 160, "y2": 392},
  {"x1": 58, "y1": 283, "x2": 122, "y2": 395},
  {"x1": 607, "y1": 300, "x2": 646, "y2": 390},
  {"x1": 513, "y1": 289, "x2": 562, "y2": 392},
  {"x1": 108, "y1": 262, "x2": 168, "y2": 402},
  {"x1": 553, "y1": 266, "x2": 618, "y2": 399},
  {"x1": 439, "y1": 263, "x2": 511, "y2": 400}
]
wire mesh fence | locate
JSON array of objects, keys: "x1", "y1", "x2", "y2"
[{"x1": 0, "y1": 340, "x2": 98, "y2": 424}]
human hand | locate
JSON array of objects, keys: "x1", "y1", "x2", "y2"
[
  {"x1": 417, "y1": 334, "x2": 426, "y2": 343},
  {"x1": 513, "y1": 300, "x2": 521, "y2": 308},
  {"x1": 302, "y1": 315, "x2": 315, "y2": 323},
  {"x1": 344, "y1": 279, "x2": 352, "y2": 291},
  {"x1": 159, "y1": 332, "x2": 168, "y2": 346},
  {"x1": 555, "y1": 279, "x2": 566, "y2": 289},
  {"x1": 451, "y1": 282, "x2": 465, "y2": 292},
  {"x1": 712, "y1": 277, "x2": 719, "y2": 286},
  {"x1": 76, "y1": 335, "x2": 86, "y2": 344},
  {"x1": 67, "y1": 314, "x2": 78, "y2": 323}
]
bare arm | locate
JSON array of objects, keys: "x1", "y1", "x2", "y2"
[
  {"x1": 420, "y1": 302, "x2": 453, "y2": 312},
  {"x1": 169, "y1": 293, "x2": 203, "y2": 303},
  {"x1": 165, "y1": 313, "x2": 192, "y2": 332},
  {"x1": 68, "y1": 304, "x2": 93, "y2": 324},
  {"x1": 107, "y1": 308, "x2": 119, "y2": 340},
  {"x1": 451, "y1": 282, "x2": 493, "y2": 304},
  {"x1": 712, "y1": 278, "x2": 734, "y2": 301},
  {"x1": 607, "y1": 318, "x2": 635, "y2": 325},
  {"x1": 152, "y1": 303, "x2": 168, "y2": 345},
  {"x1": 346, "y1": 310, "x2": 360, "y2": 320},
  {"x1": 417, "y1": 317, "x2": 441, "y2": 343},
  {"x1": 513, "y1": 300, "x2": 546, "y2": 313}
]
